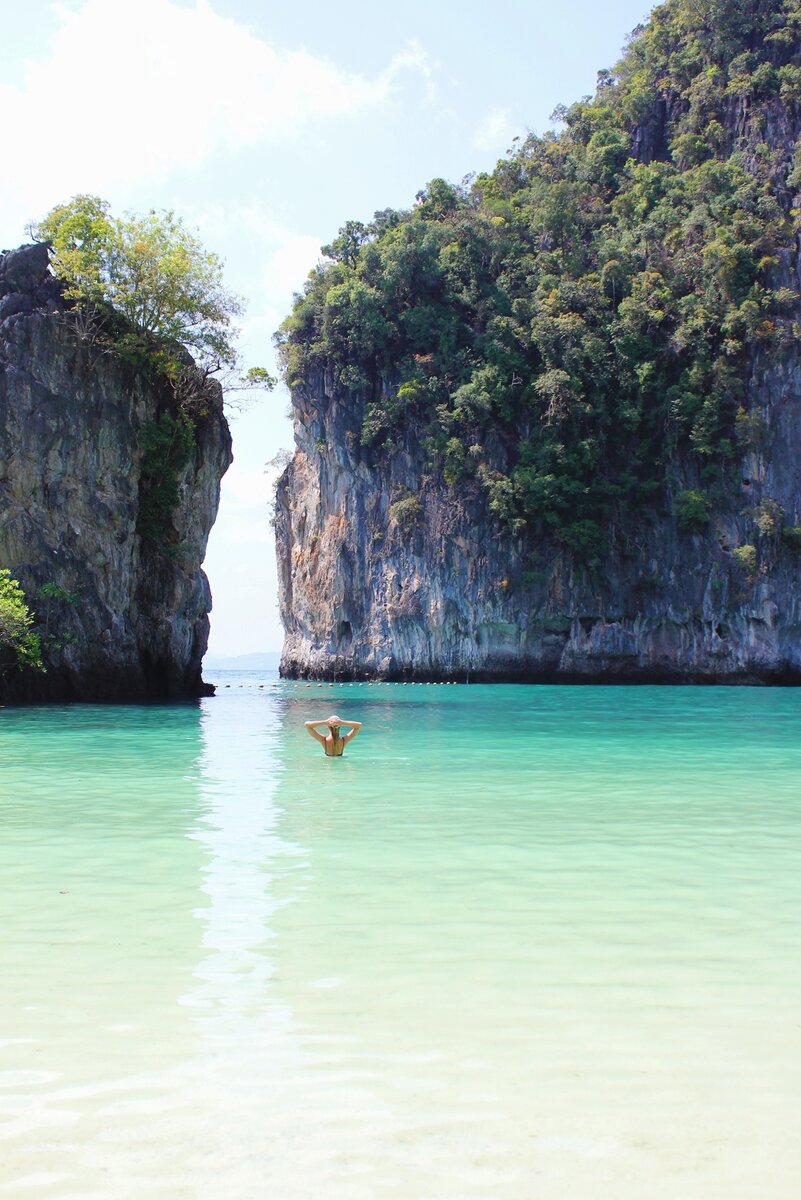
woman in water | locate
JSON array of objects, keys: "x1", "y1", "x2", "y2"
[{"x1": 305, "y1": 714, "x2": 362, "y2": 757}]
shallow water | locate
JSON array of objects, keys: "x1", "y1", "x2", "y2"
[{"x1": 1, "y1": 678, "x2": 800, "y2": 1198}]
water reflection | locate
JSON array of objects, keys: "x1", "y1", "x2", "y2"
[
  {"x1": 189, "y1": 700, "x2": 286, "y2": 1027},
  {"x1": 188, "y1": 690, "x2": 297, "y2": 1032}
]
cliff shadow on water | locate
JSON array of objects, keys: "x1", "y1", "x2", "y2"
[
  {"x1": 275, "y1": 0, "x2": 801, "y2": 684},
  {"x1": 0, "y1": 243, "x2": 232, "y2": 704}
]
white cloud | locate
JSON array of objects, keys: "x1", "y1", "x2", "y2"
[
  {"x1": 0, "y1": 0, "x2": 435, "y2": 656},
  {"x1": 383, "y1": 40, "x2": 439, "y2": 103},
  {"x1": 172, "y1": 198, "x2": 322, "y2": 352},
  {"x1": 0, "y1": 0, "x2": 430, "y2": 239},
  {"x1": 267, "y1": 233, "x2": 324, "y2": 297},
  {"x1": 185, "y1": 200, "x2": 322, "y2": 313},
  {"x1": 473, "y1": 106, "x2": 519, "y2": 154}
]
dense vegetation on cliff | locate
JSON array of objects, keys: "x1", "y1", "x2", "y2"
[{"x1": 278, "y1": 0, "x2": 801, "y2": 559}]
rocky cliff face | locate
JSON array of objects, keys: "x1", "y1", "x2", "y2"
[
  {"x1": 0, "y1": 243, "x2": 232, "y2": 703},
  {"x1": 275, "y1": 351, "x2": 801, "y2": 682}
]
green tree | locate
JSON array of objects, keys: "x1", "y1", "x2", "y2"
[
  {"x1": 675, "y1": 489, "x2": 714, "y2": 533},
  {"x1": 137, "y1": 411, "x2": 197, "y2": 544},
  {"x1": 0, "y1": 570, "x2": 43, "y2": 673},
  {"x1": 31, "y1": 195, "x2": 243, "y2": 373}
]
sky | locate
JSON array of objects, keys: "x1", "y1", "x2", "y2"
[{"x1": 1, "y1": 0, "x2": 654, "y2": 655}]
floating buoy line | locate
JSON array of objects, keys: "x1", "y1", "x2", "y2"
[{"x1": 214, "y1": 678, "x2": 460, "y2": 690}]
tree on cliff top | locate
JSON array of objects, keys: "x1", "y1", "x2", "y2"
[{"x1": 30, "y1": 196, "x2": 244, "y2": 374}]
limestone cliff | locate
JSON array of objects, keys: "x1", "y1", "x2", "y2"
[
  {"x1": 276, "y1": 2, "x2": 801, "y2": 682},
  {"x1": 275, "y1": 354, "x2": 801, "y2": 682},
  {"x1": 0, "y1": 243, "x2": 232, "y2": 703}
]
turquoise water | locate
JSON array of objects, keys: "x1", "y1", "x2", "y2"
[{"x1": 2, "y1": 678, "x2": 800, "y2": 1198}]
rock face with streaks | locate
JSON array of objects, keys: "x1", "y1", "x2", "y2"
[
  {"x1": 276, "y1": 60, "x2": 801, "y2": 676},
  {"x1": 0, "y1": 243, "x2": 232, "y2": 703},
  {"x1": 275, "y1": 354, "x2": 801, "y2": 682}
]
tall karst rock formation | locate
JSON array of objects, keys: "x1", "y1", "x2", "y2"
[
  {"x1": 277, "y1": 0, "x2": 801, "y2": 681},
  {"x1": 0, "y1": 243, "x2": 231, "y2": 702}
]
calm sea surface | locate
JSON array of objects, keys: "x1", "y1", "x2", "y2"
[{"x1": 1, "y1": 676, "x2": 800, "y2": 1199}]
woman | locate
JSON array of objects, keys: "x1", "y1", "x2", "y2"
[{"x1": 305, "y1": 714, "x2": 362, "y2": 757}]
